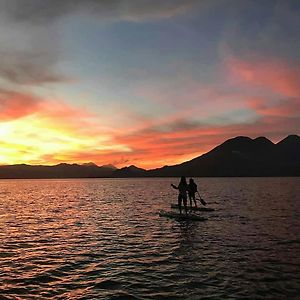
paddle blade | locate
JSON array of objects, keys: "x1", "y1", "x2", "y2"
[
  {"x1": 196, "y1": 198, "x2": 207, "y2": 206},
  {"x1": 196, "y1": 192, "x2": 207, "y2": 206},
  {"x1": 200, "y1": 198, "x2": 207, "y2": 206}
]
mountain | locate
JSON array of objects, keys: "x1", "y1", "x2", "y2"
[
  {"x1": 0, "y1": 135, "x2": 299, "y2": 178},
  {"x1": 146, "y1": 134, "x2": 300, "y2": 177},
  {"x1": 113, "y1": 165, "x2": 147, "y2": 177},
  {"x1": 276, "y1": 135, "x2": 300, "y2": 162},
  {"x1": 0, "y1": 163, "x2": 116, "y2": 179},
  {"x1": 81, "y1": 162, "x2": 98, "y2": 167},
  {"x1": 101, "y1": 164, "x2": 118, "y2": 170}
]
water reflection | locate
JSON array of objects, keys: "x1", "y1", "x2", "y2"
[{"x1": 0, "y1": 178, "x2": 299, "y2": 299}]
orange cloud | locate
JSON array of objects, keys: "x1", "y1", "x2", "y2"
[
  {"x1": 228, "y1": 57, "x2": 300, "y2": 97},
  {"x1": 107, "y1": 96, "x2": 300, "y2": 168},
  {"x1": 0, "y1": 89, "x2": 40, "y2": 120},
  {"x1": 0, "y1": 89, "x2": 131, "y2": 166},
  {"x1": 109, "y1": 121, "x2": 234, "y2": 168},
  {"x1": 248, "y1": 97, "x2": 300, "y2": 118}
]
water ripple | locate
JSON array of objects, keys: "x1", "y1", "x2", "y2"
[{"x1": 0, "y1": 178, "x2": 299, "y2": 299}]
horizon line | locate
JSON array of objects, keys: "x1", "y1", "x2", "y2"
[{"x1": 1, "y1": 133, "x2": 298, "y2": 170}]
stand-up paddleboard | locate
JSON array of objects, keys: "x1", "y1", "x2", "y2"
[
  {"x1": 159, "y1": 210, "x2": 207, "y2": 221},
  {"x1": 170, "y1": 204, "x2": 215, "y2": 212}
]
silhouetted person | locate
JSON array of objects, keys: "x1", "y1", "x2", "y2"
[
  {"x1": 188, "y1": 178, "x2": 198, "y2": 208},
  {"x1": 171, "y1": 176, "x2": 188, "y2": 214}
]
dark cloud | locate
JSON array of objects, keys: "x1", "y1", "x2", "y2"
[
  {"x1": 0, "y1": 50, "x2": 65, "y2": 85},
  {"x1": 0, "y1": 3, "x2": 65, "y2": 86},
  {"x1": 0, "y1": 0, "x2": 198, "y2": 24},
  {"x1": 0, "y1": 0, "x2": 200, "y2": 86},
  {"x1": 165, "y1": 119, "x2": 204, "y2": 131},
  {"x1": 219, "y1": 0, "x2": 300, "y2": 62}
]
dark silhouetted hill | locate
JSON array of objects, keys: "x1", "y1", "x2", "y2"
[
  {"x1": 276, "y1": 135, "x2": 300, "y2": 162},
  {"x1": 101, "y1": 164, "x2": 118, "y2": 170},
  {"x1": 146, "y1": 134, "x2": 300, "y2": 177},
  {"x1": 112, "y1": 165, "x2": 147, "y2": 177},
  {"x1": 0, "y1": 163, "x2": 116, "y2": 179}
]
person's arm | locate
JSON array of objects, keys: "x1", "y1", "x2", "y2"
[{"x1": 171, "y1": 184, "x2": 178, "y2": 189}]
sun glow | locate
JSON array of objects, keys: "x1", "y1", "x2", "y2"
[{"x1": 0, "y1": 114, "x2": 130, "y2": 165}]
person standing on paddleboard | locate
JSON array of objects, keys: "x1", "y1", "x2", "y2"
[
  {"x1": 188, "y1": 178, "x2": 198, "y2": 208},
  {"x1": 171, "y1": 176, "x2": 188, "y2": 214}
]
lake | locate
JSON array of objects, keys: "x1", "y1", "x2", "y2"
[{"x1": 0, "y1": 177, "x2": 299, "y2": 299}]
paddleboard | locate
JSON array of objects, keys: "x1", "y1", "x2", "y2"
[
  {"x1": 170, "y1": 204, "x2": 215, "y2": 212},
  {"x1": 159, "y1": 210, "x2": 207, "y2": 221}
]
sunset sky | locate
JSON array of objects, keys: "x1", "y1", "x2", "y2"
[{"x1": 0, "y1": 0, "x2": 299, "y2": 169}]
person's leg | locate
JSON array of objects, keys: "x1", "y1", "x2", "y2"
[
  {"x1": 178, "y1": 195, "x2": 182, "y2": 214},
  {"x1": 183, "y1": 197, "x2": 188, "y2": 215},
  {"x1": 189, "y1": 193, "x2": 193, "y2": 208},
  {"x1": 193, "y1": 194, "x2": 197, "y2": 207}
]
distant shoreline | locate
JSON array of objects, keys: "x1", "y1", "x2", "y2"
[{"x1": 1, "y1": 175, "x2": 299, "y2": 180}]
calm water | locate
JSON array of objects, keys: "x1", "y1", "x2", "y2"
[{"x1": 0, "y1": 178, "x2": 299, "y2": 299}]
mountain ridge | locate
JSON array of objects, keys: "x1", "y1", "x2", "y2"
[
  {"x1": 0, "y1": 134, "x2": 299, "y2": 178},
  {"x1": 146, "y1": 134, "x2": 300, "y2": 177}
]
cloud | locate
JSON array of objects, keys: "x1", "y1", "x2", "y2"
[
  {"x1": 0, "y1": 13, "x2": 64, "y2": 86},
  {"x1": 0, "y1": 1, "x2": 298, "y2": 168},
  {"x1": 0, "y1": 0, "x2": 200, "y2": 87},
  {"x1": 224, "y1": 55, "x2": 300, "y2": 126},
  {"x1": 109, "y1": 118, "x2": 231, "y2": 168},
  {"x1": 0, "y1": 88, "x2": 94, "y2": 126},
  {"x1": 0, "y1": 50, "x2": 65, "y2": 86},
  {"x1": 248, "y1": 97, "x2": 300, "y2": 118},
  {"x1": 0, "y1": 0, "x2": 199, "y2": 24},
  {"x1": 228, "y1": 57, "x2": 300, "y2": 98},
  {"x1": 106, "y1": 53, "x2": 300, "y2": 168},
  {"x1": 0, "y1": 88, "x2": 132, "y2": 166},
  {"x1": 44, "y1": 107, "x2": 299, "y2": 168},
  {"x1": 218, "y1": 0, "x2": 300, "y2": 62},
  {"x1": 0, "y1": 89, "x2": 41, "y2": 120},
  {"x1": 0, "y1": 85, "x2": 298, "y2": 169}
]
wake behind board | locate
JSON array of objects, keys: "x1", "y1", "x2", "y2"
[
  {"x1": 159, "y1": 210, "x2": 207, "y2": 221},
  {"x1": 171, "y1": 204, "x2": 215, "y2": 212}
]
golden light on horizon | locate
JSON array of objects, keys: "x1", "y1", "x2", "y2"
[{"x1": 0, "y1": 115, "x2": 131, "y2": 166}]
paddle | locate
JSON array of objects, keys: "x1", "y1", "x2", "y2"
[
  {"x1": 171, "y1": 183, "x2": 177, "y2": 189},
  {"x1": 196, "y1": 191, "x2": 207, "y2": 206}
]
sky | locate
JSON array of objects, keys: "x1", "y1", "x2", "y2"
[{"x1": 0, "y1": 0, "x2": 299, "y2": 169}]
